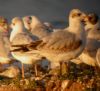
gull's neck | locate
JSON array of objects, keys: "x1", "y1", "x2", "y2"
[
  {"x1": 67, "y1": 18, "x2": 84, "y2": 35},
  {"x1": 66, "y1": 18, "x2": 86, "y2": 47},
  {"x1": 10, "y1": 24, "x2": 24, "y2": 42}
]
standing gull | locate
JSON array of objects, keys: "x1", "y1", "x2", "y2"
[
  {"x1": 10, "y1": 17, "x2": 44, "y2": 79},
  {"x1": 26, "y1": 9, "x2": 86, "y2": 73},
  {"x1": 0, "y1": 16, "x2": 13, "y2": 70},
  {"x1": 23, "y1": 16, "x2": 54, "y2": 71},
  {"x1": 71, "y1": 13, "x2": 100, "y2": 67},
  {"x1": 23, "y1": 16, "x2": 53, "y2": 39}
]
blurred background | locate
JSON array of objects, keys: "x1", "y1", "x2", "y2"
[{"x1": 0, "y1": 0, "x2": 100, "y2": 24}]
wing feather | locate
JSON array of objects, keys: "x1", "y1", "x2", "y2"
[
  {"x1": 11, "y1": 32, "x2": 37, "y2": 45},
  {"x1": 37, "y1": 30, "x2": 82, "y2": 52}
]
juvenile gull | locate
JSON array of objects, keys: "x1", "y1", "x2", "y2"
[
  {"x1": 26, "y1": 9, "x2": 86, "y2": 72},
  {"x1": 10, "y1": 17, "x2": 44, "y2": 79},
  {"x1": 23, "y1": 16, "x2": 54, "y2": 70},
  {"x1": 71, "y1": 13, "x2": 100, "y2": 67},
  {"x1": 23, "y1": 16, "x2": 53, "y2": 39},
  {"x1": 0, "y1": 16, "x2": 14, "y2": 70}
]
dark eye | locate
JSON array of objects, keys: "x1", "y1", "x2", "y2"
[
  {"x1": 89, "y1": 16, "x2": 92, "y2": 20},
  {"x1": 78, "y1": 13, "x2": 81, "y2": 16}
]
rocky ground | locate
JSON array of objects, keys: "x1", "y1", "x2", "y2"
[{"x1": 0, "y1": 62, "x2": 100, "y2": 91}]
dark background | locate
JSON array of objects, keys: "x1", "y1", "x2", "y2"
[{"x1": 0, "y1": 0, "x2": 100, "y2": 23}]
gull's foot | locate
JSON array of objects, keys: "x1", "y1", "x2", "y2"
[{"x1": 20, "y1": 79, "x2": 29, "y2": 86}]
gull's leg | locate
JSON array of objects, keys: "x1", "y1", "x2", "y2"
[
  {"x1": 60, "y1": 62, "x2": 69, "y2": 76},
  {"x1": 60, "y1": 62, "x2": 62, "y2": 76},
  {"x1": 35, "y1": 64, "x2": 38, "y2": 77},
  {"x1": 21, "y1": 63, "x2": 25, "y2": 79}
]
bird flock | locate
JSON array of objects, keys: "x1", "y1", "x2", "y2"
[{"x1": 0, "y1": 9, "x2": 100, "y2": 82}]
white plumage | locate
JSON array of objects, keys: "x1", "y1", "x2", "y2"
[
  {"x1": 71, "y1": 13, "x2": 100, "y2": 67},
  {"x1": 0, "y1": 17, "x2": 13, "y2": 65},
  {"x1": 26, "y1": 9, "x2": 86, "y2": 69},
  {"x1": 10, "y1": 17, "x2": 43, "y2": 79}
]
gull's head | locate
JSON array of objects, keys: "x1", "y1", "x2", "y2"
[
  {"x1": 84, "y1": 13, "x2": 99, "y2": 31},
  {"x1": 0, "y1": 16, "x2": 9, "y2": 33},
  {"x1": 10, "y1": 17, "x2": 23, "y2": 30},
  {"x1": 87, "y1": 13, "x2": 99, "y2": 25},
  {"x1": 23, "y1": 16, "x2": 41, "y2": 31},
  {"x1": 69, "y1": 9, "x2": 86, "y2": 24}
]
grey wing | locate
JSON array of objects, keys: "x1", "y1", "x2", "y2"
[
  {"x1": 39, "y1": 30, "x2": 82, "y2": 51},
  {"x1": 11, "y1": 33, "x2": 37, "y2": 45},
  {"x1": 32, "y1": 24, "x2": 51, "y2": 38},
  {"x1": 85, "y1": 39, "x2": 100, "y2": 57}
]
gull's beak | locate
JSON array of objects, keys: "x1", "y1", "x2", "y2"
[
  {"x1": 81, "y1": 13, "x2": 88, "y2": 25},
  {"x1": 83, "y1": 15, "x2": 88, "y2": 22},
  {"x1": 81, "y1": 13, "x2": 87, "y2": 20}
]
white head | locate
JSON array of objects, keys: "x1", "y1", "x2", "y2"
[
  {"x1": 67, "y1": 9, "x2": 86, "y2": 35},
  {"x1": 83, "y1": 13, "x2": 100, "y2": 39},
  {"x1": 84, "y1": 13, "x2": 99, "y2": 31},
  {"x1": 69, "y1": 9, "x2": 86, "y2": 27},
  {"x1": 10, "y1": 17, "x2": 24, "y2": 42},
  {"x1": 23, "y1": 16, "x2": 41, "y2": 31},
  {"x1": 10, "y1": 17, "x2": 23, "y2": 31}
]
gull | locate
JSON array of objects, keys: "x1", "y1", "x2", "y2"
[
  {"x1": 10, "y1": 17, "x2": 44, "y2": 79},
  {"x1": 71, "y1": 13, "x2": 100, "y2": 67},
  {"x1": 22, "y1": 11, "x2": 85, "y2": 73},
  {"x1": 0, "y1": 16, "x2": 14, "y2": 70},
  {"x1": 23, "y1": 16, "x2": 53, "y2": 39},
  {"x1": 25, "y1": 9, "x2": 86, "y2": 73},
  {"x1": 23, "y1": 16, "x2": 63, "y2": 37},
  {"x1": 23, "y1": 16, "x2": 54, "y2": 70}
]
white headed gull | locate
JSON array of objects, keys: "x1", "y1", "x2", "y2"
[
  {"x1": 72, "y1": 13, "x2": 100, "y2": 67},
  {"x1": 23, "y1": 16, "x2": 53, "y2": 39},
  {"x1": 0, "y1": 16, "x2": 13, "y2": 68},
  {"x1": 10, "y1": 17, "x2": 44, "y2": 79},
  {"x1": 23, "y1": 16, "x2": 54, "y2": 70},
  {"x1": 25, "y1": 9, "x2": 86, "y2": 71}
]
